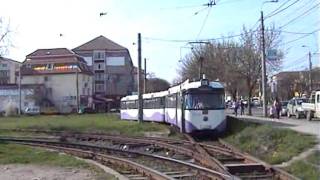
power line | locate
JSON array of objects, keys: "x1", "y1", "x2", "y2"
[
  {"x1": 196, "y1": 7, "x2": 212, "y2": 39},
  {"x1": 275, "y1": 0, "x2": 316, "y2": 23},
  {"x1": 265, "y1": 0, "x2": 301, "y2": 19},
  {"x1": 279, "y1": 2, "x2": 320, "y2": 29},
  {"x1": 265, "y1": 0, "x2": 293, "y2": 18},
  {"x1": 278, "y1": 28, "x2": 320, "y2": 46}
]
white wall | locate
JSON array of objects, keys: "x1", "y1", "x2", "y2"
[{"x1": 21, "y1": 73, "x2": 92, "y2": 112}]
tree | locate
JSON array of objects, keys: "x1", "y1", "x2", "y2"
[
  {"x1": 0, "y1": 18, "x2": 11, "y2": 57},
  {"x1": 177, "y1": 25, "x2": 282, "y2": 115},
  {"x1": 145, "y1": 78, "x2": 170, "y2": 93}
]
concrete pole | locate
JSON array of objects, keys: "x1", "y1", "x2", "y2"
[
  {"x1": 144, "y1": 58, "x2": 147, "y2": 93},
  {"x1": 137, "y1": 33, "x2": 143, "y2": 122},
  {"x1": 76, "y1": 68, "x2": 79, "y2": 113},
  {"x1": 18, "y1": 65, "x2": 21, "y2": 115},
  {"x1": 308, "y1": 51, "x2": 312, "y2": 92},
  {"x1": 199, "y1": 56, "x2": 204, "y2": 80},
  {"x1": 261, "y1": 11, "x2": 268, "y2": 117}
]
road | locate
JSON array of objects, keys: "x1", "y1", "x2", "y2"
[{"x1": 226, "y1": 106, "x2": 320, "y2": 139}]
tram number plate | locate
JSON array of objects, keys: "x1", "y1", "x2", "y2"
[{"x1": 200, "y1": 125, "x2": 212, "y2": 129}]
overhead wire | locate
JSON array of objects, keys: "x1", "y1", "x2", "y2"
[
  {"x1": 265, "y1": 0, "x2": 301, "y2": 19},
  {"x1": 278, "y1": 28, "x2": 320, "y2": 46},
  {"x1": 196, "y1": 7, "x2": 212, "y2": 39},
  {"x1": 265, "y1": 0, "x2": 293, "y2": 19},
  {"x1": 279, "y1": 2, "x2": 320, "y2": 29}
]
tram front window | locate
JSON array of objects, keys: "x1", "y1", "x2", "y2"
[{"x1": 185, "y1": 93, "x2": 225, "y2": 110}]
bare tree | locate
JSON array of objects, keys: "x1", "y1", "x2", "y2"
[
  {"x1": 0, "y1": 18, "x2": 11, "y2": 57},
  {"x1": 177, "y1": 25, "x2": 282, "y2": 115}
]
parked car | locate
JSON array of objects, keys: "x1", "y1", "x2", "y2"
[
  {"x1": 24, "y1": 106, "x2": 40, "y2": 115},
  {"x1": 280, "y1": 101, "x2": 289, "y2": 116},
  {"x1": 302, "y1": 90, "x2": 320, "y2": 120},
  {"x1": 287, "y1": 98, "x2": 307, "y2": 119}
]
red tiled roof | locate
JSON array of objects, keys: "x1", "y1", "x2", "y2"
[{"x1": 73, "y1": 35, "x2": 127, "y2": 51}]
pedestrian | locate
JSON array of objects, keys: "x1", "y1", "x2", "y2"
[
  {"x1": 274, "y1": 97, "x2": 281, "y2": 119},
  {"x1": 234, "y1": 100, "x2": 239, "y2": 116},
  {"x1": 240, "y1": 100, "x2": 245, "y2": 115}
]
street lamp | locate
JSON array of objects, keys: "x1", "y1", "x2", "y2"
[{"x1": 260, "y1": 0, "x2": 278, "y2": 117}]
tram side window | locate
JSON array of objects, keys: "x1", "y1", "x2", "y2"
[
  {"x1": 144, "y1": 98, "x2": 163, "y2": 109},
  {"x1": 121, "y1": 101, "x2": 126, "y2": 109},
  {"x1": 166, "y1": 95, "x2": 176, "y2": 108},
  {"x1": 126, "y1": 100, "x2": 137, "y2": 109}
]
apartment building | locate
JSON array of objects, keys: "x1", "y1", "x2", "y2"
[
  {"x1": 0, "y1": 57, "x2": 21, "y2": 84},
  {"x1": 73, "y1": 35, "x2": 134, "y2": 112},
  {"x1": 20, "y1": 48, "x2": 93, "y2": 113}
]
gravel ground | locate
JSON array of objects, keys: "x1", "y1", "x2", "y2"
[{"x1": 0, "y1": 164, "x2": 95, "y2": 180}]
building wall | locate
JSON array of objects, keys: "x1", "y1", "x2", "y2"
[
  {"x1": 21, "y1": 73, "x2": 92, "y2": 112},
  {"x1": 74, "y1": 50, "x2": 134, "y2": 97},
  {"x1": 0, "y1": 59, "x2": 20, "y2": 84},
  {"x1": 0, "y1": 87, "x2": 38, "y2": 113}
]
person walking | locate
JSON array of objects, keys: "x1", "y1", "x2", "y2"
[
  {"x1": 274, "y1": 97, "x2": 281, "y2": 119},
  {"x1": 240, "y1": 100, "x2": 245, "y2": 115},
  {"x1": 234, "y1": 100, "x2": 239, "y2": 116}
]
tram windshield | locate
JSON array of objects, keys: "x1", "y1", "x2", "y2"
[{"x1": 184, "y1": 93, "x2": 225, "y2": 110}]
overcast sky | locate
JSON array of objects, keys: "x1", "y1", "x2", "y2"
[{"x1": 1, "y1": 0, "x2": 319, "y2": 82}]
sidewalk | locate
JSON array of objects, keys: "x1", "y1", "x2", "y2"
[{"x1": 228, "y1": 114, "x2": 320, "y2": 139}]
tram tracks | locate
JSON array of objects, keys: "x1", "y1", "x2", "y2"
[{"x1": 0, "y1": 129, "x2": 297, "y2": 179}]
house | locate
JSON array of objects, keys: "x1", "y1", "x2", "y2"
[
  {"x1": 272, "y1": 68, "x2": 320, "y2": 100},
  {"x1": 20, "y1": 48, "x2": 93, "y2": 113},
  {"x1": 0, "y1": 57, "x2": 21, "y2": 84},
  {"x1": 73, "y1": 35, "x2": 134, "y2": 112}
]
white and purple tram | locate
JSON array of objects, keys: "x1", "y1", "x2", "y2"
[{"x1": 120, "y1": 79, "x2": 226, "y2": 133}]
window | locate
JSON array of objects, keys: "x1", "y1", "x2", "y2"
[
  {"x1": 166, "y1": 95, "x2": 176, "y2": 108},
  {"x1": 2, "y1": 64, "x2": 7, "y2": 67},
  {"x1": 95, "y1": 84, "x2": 105, "y2": 92},
  {"x1": 44, "y1": 76, "x2": 49, "y2": 81},
  {"x1": 83, "y1": 57, "x2": 93, "y2": 66},
  {"x1": 184, "y1": 93, "x2": 225, "y2": 110},
  {"x1": 106, "y1": 57, "x2": 125, "y2": 66},
  {"x1": 47, "y1": 64, "x2": 53, "y2": 70},
  {"x1": 95, "y1": 73, "x2": 104, "y2": 81},
  {"x1": 317, "y1": 95, "x2": 320, "y2": 103},
  {"x1": 93, "y1": 51, "x2": 105, "y2": 60}
]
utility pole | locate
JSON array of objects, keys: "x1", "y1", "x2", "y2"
[
  {"x1": 308, "y1": 51, "x2": 312, "y2": 92},
  {"x1": 199, "y1": 56, "x2": 204, "y2": 80},
  {"x1": 18, "y1": 65, "x2": 21, "y2": 115},
  {"x1": 261, "y1": 11, "x2": 268, "y2": 117},
  {"x1": 76, "y1": 68, "x2": 79, "y2": 113},
  {"x1": 137, "y1": 33, "x2": 143, "y2": 123},
  {"x1": 144, "y1": 58, "x2": 147, "y2": 93}
]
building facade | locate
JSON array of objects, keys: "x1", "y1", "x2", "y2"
[
  {"x1": 273, "y1": 68, "x2": 320, "y2": 100},
  {"x1": 0, "y1": 57, "x2": 21, "y2": 84},
  {"x1": 21, "y1": 48, "x2": 93, "y2": 113},
  {"x1": 73, "y1": 35, "x2": 134, "y2": 111},
  {"x1": 0, "y1": 84, "x2": 45, "y2": 114}
]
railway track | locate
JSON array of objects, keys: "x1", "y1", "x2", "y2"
[{"x1": 0, "y1": 129, "x2": 297, "y2": 180}]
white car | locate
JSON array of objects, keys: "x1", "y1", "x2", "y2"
[
  {"x1": 24, "y1": 107, "x2": 40, "y2": 115},
  {"x1": 287, "y1": 98, "x2": 307, "y2": 119}
]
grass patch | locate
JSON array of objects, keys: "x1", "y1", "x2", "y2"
[
  {"x1": 285, "y1": 150, "x2": 320, "y2": 180},
  {"x1": 0, "y1": 114, "x2": 169, "y2": 136},
  {"x1": 223, "y1": 116, "x2": 317, "y2": 164},
  {"x1": 0, "y1": 142, "x2": 115, "y2": 179}
]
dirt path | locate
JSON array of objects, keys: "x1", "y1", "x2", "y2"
[{"x1": 0, "y1": 164, "x2": 95, "y2": 180}]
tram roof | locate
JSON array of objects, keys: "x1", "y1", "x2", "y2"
[{"x1": 121, "y1": 79, "x2": 224, "y2": 101}]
